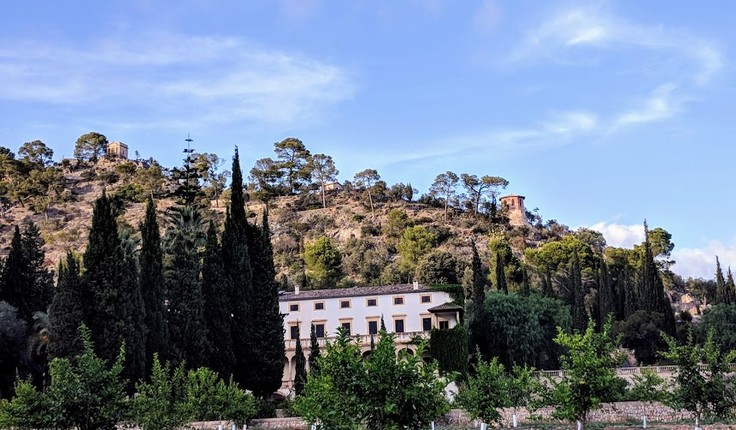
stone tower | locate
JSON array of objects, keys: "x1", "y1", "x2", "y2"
[{"x1": 500, "y1": 195, "x2": 529, "y2": 227}]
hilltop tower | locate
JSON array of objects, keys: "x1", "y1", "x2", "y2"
[{"x1": 500, "y1": 194, "x2": 529, "y2": 227}]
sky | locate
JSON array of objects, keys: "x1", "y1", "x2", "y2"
[{"x1": 0, "y1": 0, "x2": 734, "y2": 279}]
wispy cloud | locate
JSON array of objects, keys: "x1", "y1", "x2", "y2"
[
  {"x1": 613, "y1": 83, "x2": 678, "y2": 128},
  {"x1": 0, "y1": 33, "x2": 354, "y2": 128},
  {"x1": 509, "y1": 3, "x2": 723, "y2": 86}
]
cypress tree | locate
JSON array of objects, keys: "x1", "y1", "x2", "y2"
[
  {"x1": 164, "y1": 206, "x2": 208, "y2": 368},
  {"x1": 0, "y1": 226, "x2": 31, "y2": 323},
  {"x1": 571, "y1": 249, "x2": 586, "y2": 332},
  {"x1": 308, "y1": 324, "x2": 321, "y2": 375},
  {"x1": 293, "y1": 334, "x2": 306, "y2": 396},
  {"x1": 81, "y1": 192, "x2": 126, "y2": 363},
  {"x1": 495, "y1": 250, "x2": 507, "y2": 294},
  {"x1": 222, "y1": 147, "x2": 253, "y2": 388},
  {"x1": 638, "y1": 222, "x2": 676, "y2": 336},
  {"x1": 380, "y1": 315, "x2": 386, "y2": 331},
  {"x1": 727, "y1": 267, "x2": 736, "y2": 305},
  {"x1": 596, "y1": 259, "x2": 614, "y2": 329},
  {"x1": 139, "y1": 197, "x2": 169, "y2": 369},
  {"x1": 715, "y1": 257, "x2": 729, "y2": 305},
  {"x1": 246, "y1": 212, "x2": 285, "y2": 397},
  {"x1": 470, "y1": 240, "x2": 486, "y2": 310},
  {"x1": 48, "y1": 252, "x2": 84, "y2": 361},
  {"x1": 118, "y1": 227, "x2": 146, "y2": 387},
  {"x1": 201, "y1": 220, "x2": 235, "y2": 377},
  {"x1": 21, "y1": 222, "x2": 53, "y2": 319}
]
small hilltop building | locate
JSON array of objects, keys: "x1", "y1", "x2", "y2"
[{"x1": 106, "y1": 141, "x2": 129, "y2": 160}]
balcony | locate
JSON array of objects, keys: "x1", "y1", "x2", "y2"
[{"x1": 284, "y1": 331, "x2": 429, "y2": 351}]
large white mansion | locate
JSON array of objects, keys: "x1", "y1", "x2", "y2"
[{"x1": 278, "y1": 282, "x2": 463, "y2": 393}]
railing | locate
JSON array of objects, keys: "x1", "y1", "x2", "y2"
[
  {"x1": 284, "y1": 331, "x2": 428, "y2": 350},
  {"x1": 537, "y1": 363, "x2": 736, "y2": 379}
]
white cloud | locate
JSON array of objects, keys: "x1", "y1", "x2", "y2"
[
  {"x1": 589, "y1": 222, "x2": 736, "y2": 279},
  {"x1": 589, "y1": 222, "x2": 644, "y2": 249},
  {"x1": 0, "y1": 34, "x2": 354, "y2": 128},
  {"x1": 674, "y1": 239, "x2": 736, "y2": 279}
]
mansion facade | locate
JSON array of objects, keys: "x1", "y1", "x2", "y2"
[{"x1": 278, "y1": 282, "x2": 462, "y2": 393}]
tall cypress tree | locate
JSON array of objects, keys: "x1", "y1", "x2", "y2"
[
  {"x1": 470, "y1": 240, "x2": 486, "y2": 310},
  {"x1": 638, "y1": 222, "x2": 676, "y2": 336},
  {"x1": 48, "y1": 251, "x2": 84, "y2": 361},
  {"x1": 119, "y1": 227, "x2": 146, "y2": 387},
  {"x1": 495, "y1": 250, "x2": 507, "y2": 294},
  {"x1": 21, "y1": 222, "x2": 53, "y2": 318},
  {"x1": 715, "y1": 257, "x2": 730, "y2": 305},
  {"x1": 308, "y1": 324, "x2": 321, "y2": 375},
  {"x1": 222, "y1": 148, "x2": 253, "y2": 388},
  {"x1": 293, "y1": 334, "x2": 306, "y2": 396},
  {"x1": 0, "y1": 226, "x2": 31, "y2": 323},
  {"x1": 246, "y1": 212, "x2": 285, "y2": 397},
  {"x1": 81, "y1": 192, "x2": 126, "y2": 363},
  {"x1": 139, "y1": 197, "x2": 169, "y2": 369},
  {"x1": 596, "y1": 259, "x2": 614, "y2": 329},
  {"x1": 727, "y1": 268, "x2": 736, "y2": 305},
  {"x1": 571, "y1": 249, "x2": 586, "y2": 332},
  {"x1": 201, "y1": 220, "x2": 235, "y2": 377},
  {"x1": 164, "y1": 206, "x2": 208, "y2": 368}
]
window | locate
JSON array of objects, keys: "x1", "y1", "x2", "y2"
[
  {"x1": 289, "y1": 303, "x2": 299, "y2": 312},
  {"x1": 367, "y1": 298, "x2": 377, "y2": 307},
  {"x1": 421, "y1": 295, "x2": 431, "y2": 303},
  {"x1": 341, "y1": 322, "x2": 351, "y2": 335},
  {"x1": 394, "y1": 319, "x2": 405, "y2": 333},
  {"x1": 393, "y1": 296, "x2": 404, "y2": 305},
  {"x1": 314, "y1": 302, "x2": 325, "y2": 310},
  {"x1": 340, "y1": 300, "x2": 351, "y2": 309},
  {"x1": 314, "y1": 323, "x2": 326, "y2": 338},
  {"x1": 439, "y1": 320, "x2": 449, "y2": 330},
  {"x1": 290, "y1": 325, "x2": 299, "y2": 340},
  {"x1": 368, "y1": 320, "x2": 378, "y2": 335},
  {"x1": 422, "y1": 317, "x2": 432, "y2": 332}
]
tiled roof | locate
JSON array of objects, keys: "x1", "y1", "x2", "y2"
[
  {"x1": 427, "y1": 302, "x2": 464, "y2": 313},
  {"x1": 279, "y1": 284, "x2": 433, "y2": 302}
]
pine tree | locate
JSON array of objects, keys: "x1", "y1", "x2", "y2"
[
  {"x1": 81, "y1": 192, "x2": 126, "y2": 363},
  {"x1": 470, "y1": 240, "x2": 486, "y2": 310},
  {"x1": 48, "y1": 252, "x2": 84, "y2": 360},
  {"x1": 139, "y1": 197, "x2": 169, "y2": 369},
  {"x1": 571, "y1": 250, "x2": 586, "y2": 332},
  {"x1": 521, "y1": 266, "x2": 531, "y2": 296},
  {"x1": 246, "y1": 212, "x2": 285, "y2": 397},
  {"x1": 221, "y1": 147, "x2": 253, "y2": 388},
  {"x1": 495, "y1": 250, "x2": 507, "y2": 294},
  {"x1": 308, "y1": 324, "x2": 321, "y2": 375},
  {"x1": 164, "y1": 206, "x2": 208, "y2": 368},
  {"x1": 294, "y1": 334, "x2": 307, "y2": 396},
  {"x1": 118, "y1": 227, "x2": 146, "y2": 387},
  {"x1": 201, "y1": 220, "x2": 235, "y2": 377}
]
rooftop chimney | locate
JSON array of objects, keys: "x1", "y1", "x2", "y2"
[
  {"x1": 413, "y1": 281, "x2": 419, "y2": 290},
  {"x1": 295, "y1": 285, "x2": 300, "y2": 295}
]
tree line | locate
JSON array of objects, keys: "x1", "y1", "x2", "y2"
[{"x1": 0, "y1": 147, "x2": 285, "y2": 405}]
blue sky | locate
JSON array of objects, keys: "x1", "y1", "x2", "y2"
[{"x1": 0, "y1": 0, "x2": 733, "y2": 279}]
